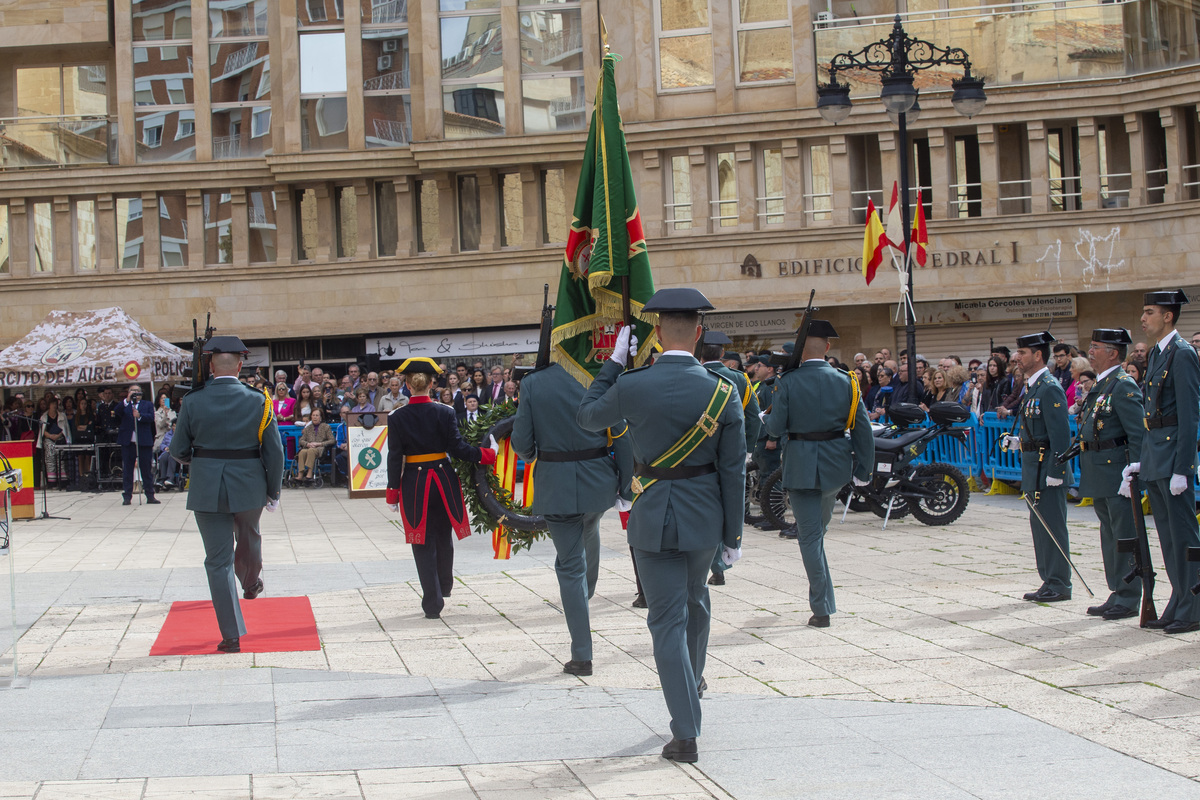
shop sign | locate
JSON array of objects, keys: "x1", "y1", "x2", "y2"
[
  {"x1": 891, "y1": 295, "x2": 1077, "y2": 326},
  {"x1": 373, "y1": 329, "x2": 540, "y2": 361}
]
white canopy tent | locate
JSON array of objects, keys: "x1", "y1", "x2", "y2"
[{"x1": 0, "y1": 307, "x2": 190, "y2": 390}]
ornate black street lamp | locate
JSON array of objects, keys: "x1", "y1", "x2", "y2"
[{"x1": 817, "y1": 15, "x2": 986, "y2": 391}]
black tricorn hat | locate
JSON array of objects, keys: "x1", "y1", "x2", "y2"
[
  {"x1": 397, "y1": 357, "x2": 443, "y2": 375},
  {"x1": 807, "y1": 319, "x2": 839, "y2": 339},
  {"x1": 1091, "y1": 328, "x2": 1133, "y2": 346},
  {"x1": 1016, "y1": 331, "x2": 1055, "y2": 348},
  {"x1": 203, "y1": 335, "x2": 250, "y2": 355},
  {"x1": 1143, "y1": 289, "x2": 1189, "y2": 306},
  {"x1": 702, "y1": 329, "x2": 733, "y2": 346},
  {"x1": 722, "y1": 351, "x2": 742, "y2": 368},
  {"x1": 642, "y1": 288, "x2": 715, "y2": 313}
]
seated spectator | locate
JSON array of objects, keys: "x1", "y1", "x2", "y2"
[
  {"x1": 294, "y1": 384, "x2": 318, "y2": 423},
  {"x1": 296, "y1": 407, "x2": 335, "y2": 482},
  {"x1": 273, "y1": 383, "x2": 296, "y2": 424},
  {"x1": 350, "y1": 388, "x2": 375, "y2": 413},
  {"x1": 156, "y1": 422, "x2": 181, "y2": 488}
]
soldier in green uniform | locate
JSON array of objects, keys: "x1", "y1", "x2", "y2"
[
  {"x1": 170, "y1": 336, "x2": 285, "y2": 653},
  {"x1": 1076, "y1": 329, "x2": 1145, "y2": 621},
  {"x1": 746, "y1": 355, "x2": 782, "y2": 531},
  {"x1": 1120, "y1": 290, "x2": 1200, "y2": 634},
  {"x1": 699, "y1": 329, "x2": 759, "y2": 585},
  {"x1": 577, "y1": 288, "x2": 745, "y2": 764},
  {"x1": 511, "y1": 359, "x2": 629, "y2": 676},
  {"x1": 1001, "y1": 331, "x2": 1073, "y2": 602},
  {"x1": 762, "y1": 321, "x2": 873, "y2": 627}
]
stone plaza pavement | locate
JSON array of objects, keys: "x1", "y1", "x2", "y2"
[{"x1": 2, "y1": 486, "x2": 1200, "y2": 799}]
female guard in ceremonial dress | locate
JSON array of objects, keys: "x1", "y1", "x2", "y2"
[{"x1": 385, "y1": 357, "x2": 496, "y2": 619}]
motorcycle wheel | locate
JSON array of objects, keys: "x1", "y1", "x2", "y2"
[
  {"x1": 836, "y1": 484, "x2": 871, "y2": 513},
  {"x1": 908, "y1": 463, "x2": 970, "y2": 526},
  {"x1": 867, "y1": 493, "x2": 910, "y2": 519},
  {"x1": 745, "y1": 461, "x2": 761, "y2": 515},
  {"x1": 760, "y1": 468, "x2": 793, "y2": 529}
]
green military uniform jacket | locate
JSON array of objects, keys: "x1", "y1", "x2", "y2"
[
  {"x1": 1018, "y1": 369, "x2": 1071, "y2": 491},
  {"x1": 511, "y1": 363, "x2": 624, "y2": 515},
  {"x1": 1140, "y1": 331, "x2": 1200, "y2": 482},
  {"x1": 170, "y1": 377, "x2": 285, "y2": 513},
  {"x1": 577, "y1": 355, "x2": 746, "y2": 552},
  {"x1": 762, "y1": 360, "x2": 873, "y2": 490},
  {"x1": 1077, "y1": 366, "x2": 1144, "y2": 498},
  {"x1": 705, "y1": 361, "x2": 760, "y2": 453}
]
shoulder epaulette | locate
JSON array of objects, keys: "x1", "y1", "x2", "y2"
[{"x1": 617, "y1": 364, "x2": 652, "y2": 378}]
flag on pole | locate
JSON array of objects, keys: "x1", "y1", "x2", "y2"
[
  {"x1": 883, "y1": 181, "x2": 904, "y2": 251},
  {"x1": 912, "y1": 190, "x2": 929, "y2": 267},
  {"x1": 862, "y1": 197, "x2": 886, "y2": 285},
  {"x1": 551, "y1": 52, "x2": 657, "y2": 386}
]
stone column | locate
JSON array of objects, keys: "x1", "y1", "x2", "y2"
[
  {"x1": 829, "y1": 135, "x2": 851, "y2": 226},
  {"x1": 735, "y1": 142, "x2": 755, "y2": 229},
  {"x1": 142, "y1": 191, "x2": 162, "y2": 271},
  {"x1": 191, "y1": 0, "x2": 213, "y2": 161},
  {"x1": 501, "y1": 0, "x2": 522, "y2": 136},
  {"x1": 1027, "y1": 121, "x2": 1049, "y2": 214},
  {"x1": 879, "y1": 131, "x2": 898, "y2": 204},
  {"x1": 976, "y1": 124, "x2": 998, "y2": 218},
  {"x1": 114, "y1": 0, "x2": 135, "y2": 165},
  {"x1": 689, "y1": 146, "x2": 710, "y2": 234},
  {"x1": 274, "y1": 185, "x2": 296, "y2": 265},
  {"x1": 926, "y1": 128, "x2": 949, "y2": 220},
  {"x1": 186, "y1": 190, "x2": 204, "y2": 269},
  {"x1": 1124, "y1": 113, "x2": 1146, "y2": 207},
  {"x1": 520, "y1": 166, "x2": 541, "y2": 249},
  {"x1": 346, "y1": 2, "x2": 365, "y2": 150},
  {"x1": 781, "y1": 139, "x2": 803, "y2": 228},
  {"x1": 477, "y1": 171, "x2": 499, "y2": 251},
  {"x1": 436, "y1": 173, "x2": 457, "y2": 254},
  {"x1": 1161, "y1": 107, "x2": 1183, "y2": 202},
  {"x1": 711, "y1": 0, "x2": 734, "y2": 116},
  {"x1": 355, "y1": 181, "x2": 374, "y2": 258},
  {"x1": 1077, "y1": 119, "x2": 1100, "y2": 211},
  {"x1": 230, "y1": 188, "x2": 250, "y2": 267},
  {"x1": 53, "y1": 196, "x2": 72, "y2": 273},
  {"x1": 639, "y1": 150, "x2": 665, "y2": 238},
  {"x1": 313, "y1": 184, "x2": 335, "y2": 261},
  {"x1": 8, "y1": 199, "x2": 28, "y2": 277},
  {"x1": 394, "y1": 177, "x2": 416, "y2": 257},
  {"x1": 277, "y1": 0, "x2": 301, "y2": 152},
  {"x1": 96, "y1": 195, "x2": 116, "y2": 273},
  {"x1": 419, "y1": 0, "x2": 443, "y2": 139}
]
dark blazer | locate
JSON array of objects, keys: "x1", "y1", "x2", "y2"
[{"x1": 118, "y1": 399, "x2": 156, "y2": 447}]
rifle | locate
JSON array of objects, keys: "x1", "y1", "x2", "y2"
[
  {"x1": 1117, "y1": 471, "x2": 1157, "y2": 626},
  {"x1": 515, "y1": 285, "x2": 554, "y2": 380},
  {"x1": 769, "y1": 289, "x2": 817, "y2": 372},
  {"x1": 184, "y1": 313, "x2": 216, "y2": 396}
]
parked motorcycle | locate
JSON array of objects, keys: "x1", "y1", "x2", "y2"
[{"x1": 759, "y1": 402, "x2": 972, "y2": 529}]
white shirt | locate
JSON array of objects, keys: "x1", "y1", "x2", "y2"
[
  {"x1": 1096, "y1": 364, "x2": 1120, "y2": 382},
  {"x1": 662, "y1": 350, "x2": 694, "y2": 358},
  {"x1": 1158, "y1": 330, "x2": 1176, "y2": 353},
  {"x1": 1025, "y1": 366, "x2": 1048, "y2": 388},
  {"x1": 466, "y1": 410, "x2": 478, "y2": 422}
]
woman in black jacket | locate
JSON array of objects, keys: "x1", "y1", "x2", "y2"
[{"x1": 385, "y1": 358, "x2": 496, "y2": 619}]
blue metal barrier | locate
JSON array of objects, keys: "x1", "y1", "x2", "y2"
[{"x1": 911, "y1": 411, "x2": 1083, "y2": 488}]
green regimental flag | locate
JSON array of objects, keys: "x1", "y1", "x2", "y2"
[{"x1": 551, "y1": 52, "x2": 657, "y2": 387}]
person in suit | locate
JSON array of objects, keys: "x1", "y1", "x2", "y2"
[
  {"x1": 511, "y1": 360, "x2": 628, "y2": 676},
  {"x1": 746, "y1": 355, "x2": 782, "y2": 532},
  {"x1": 169, "y1": 336, "x2": 285, "y2": 653},
  {"x1": 578, "y1": 288, "x2": 745, "y2": 764},
  {"x1": 118, "y1": 385, "x2": 158, "y2": 505},
  {"x1": 458, "y1": 395, "x2": 482, "y2": 426},
  {"x1": 762, "y1": 321, "x2": 873, "y2": 627},
  {"x1": 1120, "y1": 290, "x2": 1200, "y2": 634},
  {"x1": 1001, "y1": 331, "x2": 1073, "y2": 602},
  {"x1": 385, "y1": 357, "x2": 496, "y2": 619},
  {"x1": 698, "y1": 329, "x2": 759, "y2": 586},
  {"x1": 1076, "y1": 328, "x2": 1145, "y2": 621}
]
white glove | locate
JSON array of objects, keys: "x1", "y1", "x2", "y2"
[
  {"x1": 265, "y1": 498, "x2": 279, "y2": 513},
  {"x1": 852, "y1": 477, "x2": 869, "y2": 487},
  {"x1": 745, "y1": 453, "x2": 754, "y2": 467},
  {"x1": 610, "y1": 326, "x2": 637, "y2": 367},
  {"x1": 758, "y1": 410, "x2": 769, "y2": 424},
  {"x1": 1001, "y1": 435, "x2": 1021, "y2": 452},
  {"x1": 615, "y1": 496, "x2": 632, "y2": 512},
  {"x1": 721, "y1": 546, "x2": 742, "y2": 566},
  {"x1": 1117, "y1": 476, "x2": 1133, "y2": 498},
  {"x1": 1045, "y1": 477, "x2": 1063, "y2": 487},
  {"x1": 1122, "y1": 462, "x2": 1141, "y2": 480},
  {"x1": 388, "y1": 503, "x2": 400, "y2": 513},
  {"x1": 1171, "y1": 474, "x2": 1190, "y2": 496}
]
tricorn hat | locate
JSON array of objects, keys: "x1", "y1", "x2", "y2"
[
  {"x1": 203, "y1": 335, "x2": 250, "y2": 355},
  {"x1": 1016, "y1": 331, "x2": 1055, "y2": 348},
  {"x1": 807, "y1": 320, "x2": 839, "y2": 339},
  {"x1": 397, "y1": 357, "x2": 443, "y2": 375},
  {"x1": 702, "y1": 329, "x2": 733, "y2": 346},
  {"x1": 1143, "y1": 289, "x2": 1189, "y2": 306},
  {"x1": 642, "y1": 288, "x2": 715, "y2": 314},
  {"x1": 1091, "y1": 328, "x2": 1133, "y2": 346},
  {"x1": 722, "y1": 351, "x2": 743, "y2": 368}
]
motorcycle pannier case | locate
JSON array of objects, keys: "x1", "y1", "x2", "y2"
[
  {"x1": 928, "y1": 402, "x2": 970, "y2": 425},
  {"x1": 888, "y1": 403, "x2": 927, "y2": 428}
]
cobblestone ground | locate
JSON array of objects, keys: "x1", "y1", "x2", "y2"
[{"x1": 2, "y1": 487, "x2": 1199, "y2": 798}]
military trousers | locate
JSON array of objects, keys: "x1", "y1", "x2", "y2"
[
  {"x1": 789, "y1": 489, "x2": 839, "y2": 617},
  {"x1": 632, "y1": 544, "x2": 715, "y2": 741},
  {"x1": 1092, "y1": 495, "x2": 1141, "y2": 607},
  {"x1": 411, "y1": 501, "x2": 456, "y2": 618},
  {"x1": 193, "y1": 508, "x2": 262, "y2": 639},
  {"x1": 1029, "y1": 486, "x2": 1071, "y2": 594},
  {"x1": 545, "y1": 512, "x2": 603, "y2": 662},
  {"x1": 1145, "y1": 478, "x2": 1200, "y2": 623}
]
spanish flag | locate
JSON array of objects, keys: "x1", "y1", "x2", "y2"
[
  {"x1": 912, "y1": 190, "x2": 929, "y2": 267},
  {"x1": 862, "y1": 197, "x2": 886, "y2": 285}
]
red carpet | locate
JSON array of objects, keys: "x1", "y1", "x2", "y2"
[{"x1": 150, "y1": 596, "x2": 321, "y2": 655}]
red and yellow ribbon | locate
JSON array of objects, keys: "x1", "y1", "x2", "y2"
[{"x1": 491, "y1": 437, "x2": 518, "y2": 560}]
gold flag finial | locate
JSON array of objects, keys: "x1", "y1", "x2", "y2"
[{"x1": 601, "y1": 15, "x2": 609, "y2": 51}]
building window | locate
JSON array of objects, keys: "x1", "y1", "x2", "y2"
[
  {"x1": 519, "y1": 2, "x2": 586, "y2": 133},
  {"x1": 158, "y1": 193, "x2": 189, "y2": 267},
  {"x1": 500, "y1": 172, "x2": 523, "y2": 247},
  {"x1": 758, "y1": 145, "x2": 784, "y2": 225},
  {"x1": 458, "y1": 174, "x2": 481, "y2": 251},
  {"x1": 203, "y1": 191, "x2": 234, "y2": 265},
  {"x1": 364, "y1": 27, "x2": 412, "y2": 147},
  {"x1": 300, "y1": 30, "x2": 349, "y2": 150},
  {"x1": 805, "y1": 142, "x2": 832, "y2": 223},
  {"x1": 847, "y1": 134, "x2": 882, "y2": 225},
  {"x1": 116, "y1": 198, "x2": 144, "y2": 270},
  {"x1": 441, "y1": 0, "x2": 504, "y2": 138},
  {"x1": 733, "y1": 0, "x2": 793, "y2": 84},
  {"x1": 712, "y1": 150, "x2": 737, "y2": 227},
  {"x1": 16, "y1": 65, "x2": 109, "y2": 117},
  {"x1": 540, "y1": 168, "x2": 567, "y2": 244},
  {"x1": 210, "y1": 9, "x2": 272, "y2": 160},
  {"x1": 952, "y1": 134, "x2": 982, "y2": 218},
  {"x1": 655, "y1": 0, "x2": 714, "y2": 91},
  {"x1": 248, "y1": 189, "x2": 277, "y2": 263},
  {"x1": 31, "y1": 202, "x2": 53, "y2": 273},
  {"x1": 209, "y1": 0, "x2": 268, "y2": 37},
  {"x1": 1048, "y1": 126, "x2": 1081, "y2": 212},
  {"x1": 336, "y1": 185, "x2": 358, "y2": 258},
  {"x1": 295, "y1": 188, "x2": 318, "y2": 260},
  {"x1": 133, "y1": 2, "x2": 195, "y2": 164},
  {"x1": 375, "y1": 181, "x2": 398, "y2": 257},
  {"x1": 415, "y1": 179, "x2": 439, "y2": 253},
  {"x1": 133, "y1": 0, "x2": 192, "y2": 41},
  {"x1": 666, "y1": 154, "x2": 693, "y2": 231},
  {"x1": 75, "y1": 199, "x2": 97, "y2": 271},
  {"x1": 364, "y1": 0, "x2": 407, "y2": 25}
]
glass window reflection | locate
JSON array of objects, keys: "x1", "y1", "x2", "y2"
[{"x1": 209, "y1": 0, "x2": 268, "y2": 37}]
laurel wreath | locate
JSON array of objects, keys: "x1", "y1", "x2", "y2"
[{"x1": 451, "y1": 402, "x2": 548, "y2": 554}]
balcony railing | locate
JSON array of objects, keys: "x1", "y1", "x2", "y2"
[
  {"x1": 0, "y1": 115, "x2": 115, "y2": 169},
  {"x1": 814, "y1": 0, "x2": 1200, "y2": 96},
  {"x1": 541, "y1": 28, "x2": 583, "y2": 64},
  {"x1": 550, "y1": 93, "x2": 585, "y2": 117},
  {"x1": 369, "y1": 0, "x2": 407, "y2": 24},
  {"x1": 222, "y1": 42, "x2": 260, "y2": 77},
  {"x1": 364, "y1": 68, "x2": 410, "y2": 91},
  {"x1": 371, "y1": 118, "x2": 411, "y2": 145},
  {"x1": 213, "y1": 134, "x2": 242, "y2": 159}
]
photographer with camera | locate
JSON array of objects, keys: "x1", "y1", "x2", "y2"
[{"x1": 119, "y1": 384, "x2": 158, "y2": 505}]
